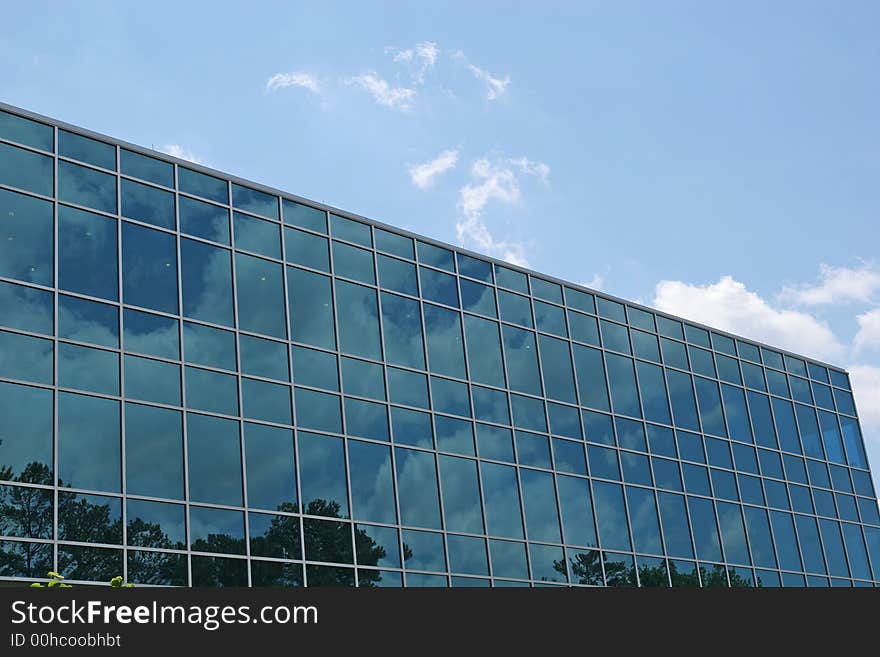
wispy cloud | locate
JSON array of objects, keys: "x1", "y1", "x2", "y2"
[
  {"x1": 453, "y1": 51, "x2": 510, "y2": 100},
  {"x1": 779, "y1": 262, "x2": 880, "y2": 306},
  {"x1": 408, "y1": 149, "x2": 459, "y2": 189},
  {"x1": 346, "y1": 72, "x2": 416, "y2": 112},
  {"x1": 456, "y1": 156, "x2": 550, "y2": 266},
  {"x1": 847, "y1": 364, "x2": 880, "y2": 443},
  {"x1": 387, "y1": 41, "x2": 439, "y2": 85},
  {"x1": 158, "y1": 144, "x2": 203, "y2": 165},
  {"x1": 580, "y1": 275, "x2": 605, "y2": 291},
  {"x1": 265, "y1": 71, "x2": 321, "y2": 95},
  {"x1": 854, "y1": 308, "x2": 880, "y2": 355}
]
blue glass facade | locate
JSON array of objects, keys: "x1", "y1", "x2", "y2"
[{"x1": 1, "y1": 102, "x2": 878, "y2": 587}]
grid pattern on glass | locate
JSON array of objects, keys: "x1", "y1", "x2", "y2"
[{"x1": 0, "y1": 102, "x2": 876, "y2": 589}]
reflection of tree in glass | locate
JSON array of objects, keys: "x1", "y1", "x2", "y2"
[
  {"x1": 553, "y1": 550, "x2": 602, "y2": 586},
  {"x1": 0, "y1": 462, "x2": 53, "y2": 577}
]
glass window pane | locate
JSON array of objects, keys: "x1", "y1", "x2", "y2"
[
  {"x1": 503, "y1": 325, "x2": 541, "y2": 395},
  {"x1": 59, "y1": 130, "x2": 114, "y2": 169},
  {"x1": 0, "y1": 109, "x2": 52, "y2": 150},
  {"x1": 498, "y1": 290, "x2": 532, "y2": 327},
  {"x1": 439, "y1": 455, "x2": 484, "y2": 533},
  {"x1": 748, "y1": 391, "x2": 778, "y2": 449},
  {"x1": 183, "y1": 322, "x2": 236, "y2": 370},
  {"x1": 511, "y1": 397, "x2": 545, "y2": 432},
  {"x1": 583, "y1": 410, "x2": 614, "y2": 445},
  {"x1": 59, "y1": 160, "x2": 116, "y2": 214},
  {"x1": 58, "y1": 343, "x2": 118, "y2": 395},
  {"x1": 666, "y1": 370, "x2": 699, "y2": 431},
  {"x1": 341, "y1": 357, "x2": 384, "y2": 400},
  {"x1": 0, "y1": 142, "x2": 52, "y2": 196},
  {"x1": 348, "y1": 440, "x2": 396, "y2": 523},
  {"x1": 58, "y1": 205, "x2": 118, "y2": 301},
  {"x1": 380, "y1": 292, "x2": 424, "y2": 369},
  {"x1": 721, "y1": 385, "x2": 752, "y2": 443},
  {"x1": 416, "y1": 241, "x2": 454, "y2": 271},
  {"x1": 626, "y1": 486, "x2": 663, "y2": 554},
  {"x1": 841, "y1": 522, "x2": 872, "y2": 580},
  {"x1": 548, "y1": 402, "x2": 581, "y2": 439},
  {"x1": 717, "y1": 502, "x2": 750, "y2": 565},
  {"x1": 568, "y1": 311, "x2": 599, "y2": 345},
  {"x1": 489, "y1": 539, "x2": 528, "y2": 579},
  {"x1": 530, "y1": 277, "x2": 562, "y2": 304},
  {"x1": 178, "y1": 196, "x2": 229, "y2": 244},
  {"x1": 377, "y1": 254, "x2": 417, "y2": 296},
  {"x1": 402, "y1": 529, "x2": 445, "y2": 571},
  {"x1": 572, "y1": 345, "x2": 609, "y2": 411},
  {"x1": 284, "y1": 226, "x2": 329, "y2": 271},
  {"x1": 121, "y1": 179, "x2": 174, "y2": 229},
  {"x1": 840, "y1": 416, "x2": 867, "y2": 469},
  {"x1": 448, "y1": 535, "x2": 488, "y2": 575},
  {"x1": 593, "y1": 481, "x2": 630, "y2": 551},
  {"x1": 185, "y1": 366, "x2": 238, "y2": 415},
  {"x1": 240, "y1": 334, "x2": 289, "y2": 381},
  {"x1": 606, "y1": 353, "x2": 641, "y2": 418},
  {"x1": 476, "y1": 424, "x2": 514, "y2": 462},
  {"x1": 356, "y1": 524, "x2": 400, "y2": 569},
  {"x1": 282, "y1": 198, "x2": 326, "y2": 232},
  {"x1": 304, "y1": 517, "x2": 353, "y2": 563},
  {"x1": 556, "y1": 475, "x2": 596, "y2": 547},
  {"x1": 461, "y1": 279, "x2": 496, "y2": 317},
  {"x1": 187, "y1": 413, "x2": 242, "y2": 506},
  {"x1": 374, "y1": 227, "x2": 412, "y2": 258},
  {"x1": 249, "y1": 512, "x2": 301, "y2": 559},
  {"x1": 539, "y1": 335, "x2": 575, "y2": 403},
  {"x1": 395, "y1": 447, "x2": 441, "y2": 529},
  {"x1": 769, "y1": 511, "x2": 802, "y2": 571},
  {"x1": 124, "y1": 355, "x2": 180, "y2": 405},
  {"x1": 234, "y1": 212, "x2": 281, "y2": 258},
  {"x1": 330, "y1": 214, "x2": 371, "y2": 246},
  {"x1": 391, "y1": 407, "x2": 432, "y2": 447},
  {"x1": 120, "y1": 149, "x2": 172, "y2": 187},
  {"x1": 516, "y1": 431, "x2": 551, "y2": 468},
  {"x1": 127, "y1": 499, "x2": 186, "y2": 550},
  {"x1": 601, "y1": 320, "x2": 630, "y2": 354},
  {"x1": 534, "y1": 301, "x2": 566, "y2": 336},
  {"x1": 637, "y1": 361, "x2": 672, "y2": 424},
  {"x1": 244, "y1": 423, "x2": 296, "y2": 512},
  {"x1": 424, "y1": 304, "x2": 466, "y2": 378},
  {"x1": 388, "y1": 368, "x2": 428, "y2": 408},
  {"x1": 0, "y1": 282, "x2": 51, "y2": 336},
  {"x1": 58, "y1": 392, "x2": 120, "y2": 492},
  {"x1": 0, "y1": 330, "x2": 52, "y2": 384},
  {"x1": 0, "y1": 382, "x2": 53, "y2": 483},
  {"x1": 236, "y1": 253, "x2": 286, "y2": 338},
  {"x1": 658, "y1": 492, "x2": 693, "y2": 558},
  {"x1": 420, "y1": 267, "x2": 459, "y2": 307},
  {"x1": 819, "y1": 519, "x2": 849, "y2": 578},
  {"x1": 495, "y1": 265, "x2": 527, "y2": 292},
  {"x1": 189, "y1": 506, "x2": 246, "y2": 554},
  {"x1": 288, "y1": 267, "x2": 335, "y2": 349},
  {"x1": 435, "y1": 416, "x2": 474, "y2": 455},
  {"x1": 688, "y1": 497, "x2": 722, "y2": 562},
  {"x1": 122, "y1": 222, "x2": 177, "y2": 314},
  {"x1": 58, "y1": 295, "x2": 117, "y2": 347},
  {"x1": 0, "y1": 188, "x2": 53, "y2": 286},
  {"x1": 552, "y1": 438, "x2": 587, "y2": 475},
  {"x1": 125, "y1": 403, "x2": 183, "y2": 500},
  {"x1": 457, "y1": 253, "x2": 492, "y2": 282},
  {"x1": 298, "y1": 431, "x2": 348, "y2": 517},
  {"x1": 232, "y1": 183, "x2": 277, "y2": 219},
  {"x1": 336, "y1": 280, "x2": 381, "y2": 359},
  {"x1": 472, "y1": 385, "x2": 509, "y2": 424},
  {"x1": 179, "y1": 167, "x2": 228, "y2": 204},
  {"x1": 123, "y1": 308, "x2": 179, "y2": 359},
  {"x1": 463, "y1": 315, "x2": 504, "y2": 387},
  {"x1": 294, "y1": 388, "x2": 341, "y2": 433},
  {"x1": 432, "y1": 376, "x2": 470, "y2": 417},
  {"x1": 481, "y1": 462, "x2": 523, "y2": 538},
  {"x1": 632, "y1": 330, "x2": 660, "y2": 361},
  {"x1": 191, "y1": 556, "x2": 248, "y2": 586},
  {"x1": 291, "y1": 345, "x2": 336, "y2": 390},
  {"x1": 242, "y1": 378, "x2": 292, "y2": 424}
]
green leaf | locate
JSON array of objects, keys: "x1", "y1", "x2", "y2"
[
  {"x1": 47, "y1": 571, "x2": 64, "y2": 579},
  {"x1": 30, "y1": 583, "x2": 44, "y2": 588}
]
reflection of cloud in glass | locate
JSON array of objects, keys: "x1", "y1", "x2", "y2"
[
  {"x1": 348, "y1": 440, "x2": 395, "y2": 524},
  {"x1": 439, "y1": 455, "x2": 483, "y2": 533},
  {"x1": 181, "y1": 239, "x2": 234, "y2": 326},
  {"x1": 0, "y1": 188, "x2": 53, "y2": 285},
  {"x1": 424, "y1": 304, "x2": 466, "y2": 378},
  {"x1": 0, "y1": 382, "x2": 53, "y2": 481},
  {"x1": 394, "y1": 448, "x2": 441, "y2": 529},
  {"x1": 0, "y1": 280, "x2": 53, "y2": 334},
  {"x1": 58, "y1": 392, "x2": 121, "y2": 493}
]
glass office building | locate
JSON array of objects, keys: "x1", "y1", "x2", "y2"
[{"x1": 1, "y1": 102, "x2": 878, "y2": 588}]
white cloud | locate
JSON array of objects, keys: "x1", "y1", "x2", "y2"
[
  {"x1": 854, "y1": 308, "x2": 880, "y2": 354},
  {"x1": 652, "y1": 275, "x2": 846, "y2": 363},
  {"x1": 779, "y1": 262, "x2": 880, "y2": 306},
  {"x1": 408, "y1": 149, "x2": 459, "y2": 189},
  {"x1": 456, "y1": 156, "x2": 550, "y2": 267},
  {"x1": 848, "y1": 364, "x2": 880, "y2": 444},
  {"x1": 158, "y1": 144, "x2": 203, "y2": 165},
  {"x1": 387, "y1": 41, "x2": 439, "y2": 84},
  {"x1": 580, "y1": 275, "x2": 605, "y2": 291},
  {"x1": 346, "y1": 72, "x2": 416, "y2": 111},
  {"x1": 453, "y1": 51, "x2": 510, "y2": 100},
  {"x1": 265, "y1": 71, "x2": 321, "y2": 95}
]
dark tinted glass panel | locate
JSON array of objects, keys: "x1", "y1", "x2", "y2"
[
  {"x1": 124, "y1": 355, "x2": 180, "y2": 405},
  {"x1": 242, "y1": 378, "x2": 292, "y2": 424},
  {"x1": 346, "y1": 397, "x2": 389, "y2": 441},
  {"x1": 236, "y1": 253, "x2": 286, "y2": 338},
  {"x1": 841, "y1": 523, "x2": 871, "y2": 580},
  {"x1": 771, "y1": 398, "x2": 801, "y2": 453},
  {"x1": 448, "y1": 535, "x2": 489, "y2": 575},
  {"x1": 632, "y1": 330, "x2": 660, "y2": 361},
  {"x1": 179, "y1": 167, "x2": 228, "y2": 204},
  {"x1": 420, "y1": 267, "x2": 458, "y2": 307},
  {"x1": 552, "y1": 438, "x2": 587, "y2": 474},
  {"x1": 377, "y1": 254, "x2": 417, "y2": 296},
  {"x1": 122, "y1": 222, "x2": 177, "y2": 314},
  {"x1": 568, "y1": 311, "x2": 599, "y2": 345},
  {"x1": 812, "y1": 382, "x2": 834, "y2": 410},
  {"x1": 626, "y1": 486, "x2": 662, "y2": 554},
  {"x1": 555, "y1": 475, "x2": 595, "y2": 547},
  {"x1": 637, "y1": 362, "x2": 672, "y2": 424},
  {"x1": 481, "y1": 463, "x2": 523, "y2": 538},
  {"x1": 295, "y1": 388, "x2": 342, "y2": 433},
  {"x1": 539, "y1": 335, "x2": 575, "y2": 403},
  {"x1": 439, "y1": 456, "x2": 484, "y2": 533},
  {"x1": 432, "y1": 377, "x2": 470, "y2": 417},
  {"x1": 348, "y1": 441, "x2": 395, "y2": 523},
  {"x1": 232, "y1": 183, "x2": 277, "y2": 219},
  {"x1": 769, "y1": 511, "x2": 802, "y2": 571},
  {"x1": 291, "y1": 345, "x2": 337, "y2": 390},
  {"x1": 717, "y1": 502, "x2": 750, "y2": 565},
  {"x1": 417, "y1": 241, "x2": 454, "y2": 271},
  {"x1": 388, "y1": 368, "x2": 428, "y2": 408},
  {"x1": 511, "y1": 396, "x2": 545, "y2": 432},
  {"x1": 436, "y1": 416, "x2": 474, "y2": 455},
  {"x1": 766, "y1": 370, "x2": 789, "y2": 398},
  {"x1": 789, "y1": 376, "x2": 813, "y2": 404},
  {"x1": 684, "y1": 324, "x2": 710, "y2": 347},
  {"x1": 191, "y1": 556, "x2": 248, "y2": 586},
  {"x1": 463, "y1": 315, "x2": 504, "y2": 387},
  {"x1": 59, "y1": 295, "x2": 118, "y2": 348},
  {"x1": 571, "y1": 345, "x2": 608, "y2": 411},
  {"x1": 380, "y1": 292, "x2": 424, "y2": 369},
  {"x1": 58, "y1": 343, "x2": 118, "y2": 395},
  {"x1": 653, "y1": 458, "x2": 682, "y2": 491},
  {"x1": 244, "y1": 423, "x2": 296, "y2": 512},
  {"x1": 395, "y1": 448, "x2": 441, "y2": 529},
  {"x1": 622, "y1": 453, "x2": 652, "y2": 486},
  {"x1": 336, "y1": 280, "x2": 380, "y2": 359},
  {"x1": 123, "y1": 308, "x2": 179, "y2": 359},
  {"x1": 124, "y1": 403, "x2": 183, "y2": 500},
  {"x1": 330, "y1": 214, "x2": 371, "y2": 246},
  {"x1": 58, "y1": 546, "x2": 123, "y2": 583},
  {"x1": 489, "y1": 540, "x2": 528, "y2": 579},
  {"x1": 721, "y1": 384, "x2": 752, "y2": 443},
  {"x1": 520, "y1": 469, "x2": 561, "y2": 542},
  {"x1": 689, "y1": 347, "x2": 715, "y2": 378},
  {"x1": 712, "y1": 469, "x2": 738, "y2": 502},
  {"x1": 819, "y1": 520, "x2": 849, "y2": 578},
  {"x1": 741, "y1": 362, "x2": 766, "y2": 391},
  {"x1": 179, "y1": 196, "x2": 229, "y2": 244},
  {"x1": 356, "y1": 524, "x2": 400, "y2": 569},
  {"x1": 502, "y1": 325, "x2": 541, "y2": 395},
  {"x1": 529, "y1": 277, "x2": 561, "y2": 304},
  {"x1": 248, "y1": 512, "x2": 301, "y2": 559},
  {"x1": 0, "y1": 382, "x2": 52, "y2": 482},
  {"x1": 0, "y1": 331, "x2": 52, "y2": 384},
  {"x1": 0, "y1": 142, "x2": 52, "y2": 196},
  {"x1": 495, "y1": 265, "x2": 527, "y2": 293},
  {"x1": 373, "y1": 227, "x2": 411, "y2": 258},
  {"x1": 59, "y1": 130, "x2": 114, "y2": 169},
  {"x1": 461, "y1": 279, "x2": 496, "y2": 317},
  {"x1": 516, "y1": 431, "x2": 551, "y2": 468},
  {"x1": 548, "y1": 402, "x2": 581, "y2": 439},
  {"x1": 58, "y1": 160, "x2": 116, "y2": 213},
  {"x1": 534, "y1": 301, "x2": 566, "y2": 336},
  {"x1": 185, "y1": 366, "x2": 238, "y2": 415},
  {"x1": 121, "y1": 179, "x2": 174, "y2": 229},
  {"x1": 120, "y1": 149, "x2": 172, "y2": 187},
  {"x1": 532, "y1": 544, "x2": 567, "y2": 583},
  {"x1": 187, "y1": 413, "x2": 241, "y2": 506},
  {"x1": 0, "y1": 110, "x2": 52, "y2": 150},
  {"x1": 285, "y1": 227, "x2": 329, "y2": 272},
  {"x1": 341, "y1": 357, "x2": 384, "y2": 400},
  {"x1": 332, "y1": 241, "x2": 373, "y2": 284},
  {"x1": 183, "y1": 322, "x2": 235, "y2": 370},
  {"x1": 0, "y1": 284, "x2": 49, "y2": 335},
  {"x1": 234, "y1": 212, "x2": 281, "y2": 258},
  {"x1": 239, "y1": 334, "x2": 289, "y2": 381},
  {"x1": 666, "y1": 370, "x2": 699, "y2": 431},
  {"x1": 457, "y1": 253, "x2": 491, "y2": 282},
  {"x1": 661, "y1": 338, "x2": 688, "y2": 370},
  {"x1": 601, "y1": 320, "x2": 630, "y2": 354},
  {"x1": 298, "y1": 432, "x2": 348, "y2": 517},
  {"x1": 476, "y1": 424, "x2": 514, "y2": 461},
  {"x1": 288, "y1": 267, "x2": 335, "y2": 349},
  {"x1": 688, "y1": 497, "x2": 722, "y2": 562},
  {"x1": 189, "y1": 506, "x2": 246, "y2": 554},
  {"x1": 840, "y1": 416, "x2": 866, "y2": 468},
  {"x1": 593, "y1": 481, "x2": 630, "y2": 551},
  {"x1": 391, "y1": 407, "x2": 432, "y2": 448},
  {"x1": 0, "y1": 188, "x2": 52, "y2": 285},
  {"x1": 658, "y1": 493, "x2": 693, "y2": 558},
  {"x1": 605, "y1": 354, "x2": 641, "y2": 418},
  {"x1": 582, "y1": 410, "x2": 613, "y2": 446},
  {"x1": 58, "y1": 205, "x2": 118, "y2": 301},
  {"x1": 682, "y1": 464, "x2": 710, "y2": 495},
  {"x1": 304, "y1": 516, "x2": 353, "y2": 564},
  {"x1": 58, "y1": 392, "x2": 120, "y2": 492},
  {"x1": 283, "y1": 198, "x2": 326, "y2": 233},
  {"x1": 472, "y1": 386, "x2": 509, "y2": 424},
  {"x1": 402, "y1": 529, "x2": 445, "y2": 572},
  {"x1": 748, "y1": 392, "x2": 777, "y2": 449},
  {"x1": 423, "y1": 304, "x2": 466, "y2": 378},
  {"x1": 596, "y1": 297, "x2": 625, "y2": 322},
  {"x1": 127, "y1": 499, "x2": 186, "y2": 550},
  {"x1": 498, "y1": 291, "x2": 532, "y2": 327}
]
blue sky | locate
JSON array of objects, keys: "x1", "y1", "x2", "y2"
[{"x1": 3, "y1": 1, "x2": 880, "y2": 488}]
